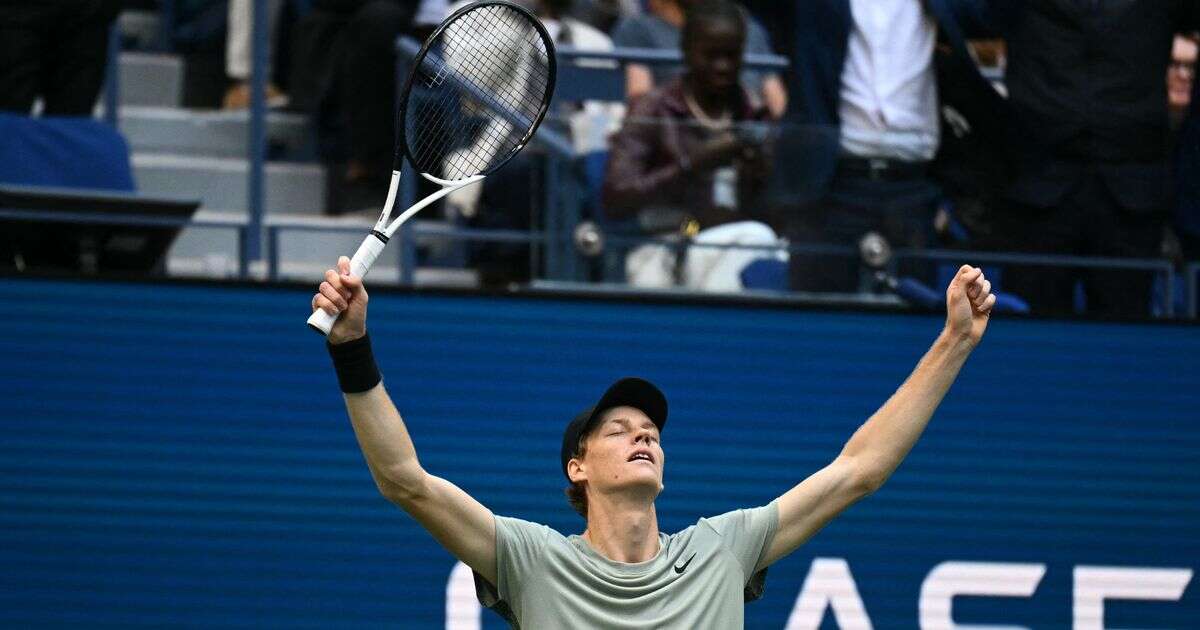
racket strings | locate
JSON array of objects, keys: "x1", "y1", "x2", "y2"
[
  {"x1": 442, "y1": 8, "x2": 549, "y2": 127},
  {"x1": 411, "y1": 9, "x2": 545, "y2": 175},
  {"x1": 406, "y1": 4, "x2": 552, "y2": 181}
]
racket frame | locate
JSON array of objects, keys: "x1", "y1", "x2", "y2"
[{"x1": 307, "y1": 0, "x2": 556, "y2": 336}]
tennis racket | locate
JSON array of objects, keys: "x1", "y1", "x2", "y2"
[{"x1": 308, "y1": 0, "x2": 557, "y2": 335}]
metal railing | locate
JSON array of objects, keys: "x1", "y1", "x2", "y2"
[
  {"x1": 7, "y1": 197, "x2": 1192, "y2": 318},
  {"x1": 894, "y1": 247, "x2": 1178, "y2": 317},
  {"x1": 561, "y1": 227, "x2": 1193, "y2": 314},
  {"x1": 245, "y1": 0, "x2": 269, "y2": 270}
]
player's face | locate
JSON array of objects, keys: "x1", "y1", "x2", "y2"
[{"x1": 582, "y1": 406, "x2": 665, "y2": 499}]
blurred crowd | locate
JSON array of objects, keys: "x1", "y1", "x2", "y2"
[{"x1": 2, "y1": 0, "x2": 1198, "y2": 317}]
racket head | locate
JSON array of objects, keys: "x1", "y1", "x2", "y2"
[{"x1": 396, "y1": 1, "x2": 557, "y2": 181}]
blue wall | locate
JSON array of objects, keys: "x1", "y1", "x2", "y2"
[{"x1": 1, "y1": 278, "x2": 1197, "y2": 628}]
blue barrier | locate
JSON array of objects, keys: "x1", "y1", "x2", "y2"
[{"x1": 1, "y1": 277, "x2": 1197, "y2": 627}]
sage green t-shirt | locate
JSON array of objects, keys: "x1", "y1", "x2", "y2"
[{"x1": 473, "y1": 501, "x2": 779, "y2": 629}]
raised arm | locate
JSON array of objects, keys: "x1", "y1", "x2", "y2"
[
  {"x1": 756, "y1": 266, "x2": 996, "y2": 571},
  {"x1": 313, "y1": 257, "x2": 498, "y2": 585}
]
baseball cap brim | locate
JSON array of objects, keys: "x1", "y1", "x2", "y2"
[{"x1": 561, "y1": 377, "x2": 668, "y2": 478}]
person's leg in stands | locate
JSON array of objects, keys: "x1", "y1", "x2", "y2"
[
  {"x1": 1179, "y1": 229, "x2": 1200, "y2": 263},
  {"x1": 789, "y1": 172, "x2": 939, "y2": 293},
  {"x1": 41, "y1": 0, "x2": 121, "y2": 116},
  {"x1": 1080, "y1": 177, "x2": 1163, "y2": 319},
  {"x1": 223, "y1": 0, "x2": 285, "y2": 109},
  {"x1": 789, "y1": 167, "x2": 889, "y2": 293},
  {"x1": 0, "y1": 3, "x2": 51, "y2": 114},
  {"x1": 338, "y1": 0, "x2": 418, "y2": 184},
  {"x1": 471, "y1": 153, "x2": 539, "y2": 286},
  {"x1": 988, "y1": 196, "x2": 1081, "y2": 317},
  {"x1": 877, "y1": 178, "x2": 940, "y2": 286},
  {"x1": 787, "y1": 195, "x2": 865, "y2": 293}
]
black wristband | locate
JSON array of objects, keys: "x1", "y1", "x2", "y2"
[{"x1": 327, "y1": 333, "x2": 382, "y2": 394}]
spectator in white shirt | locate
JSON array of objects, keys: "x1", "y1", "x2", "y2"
[{"x1": 786, "y1": 0, "x2": 1000, "y2": 294}]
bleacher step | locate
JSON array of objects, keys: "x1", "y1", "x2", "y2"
[
  {"x1": 119, "y1": 52, "x2": 183, "y2": 108},
  {"x1": 120, "y1": 106, "x2": 311, "y2": 158},
  {"x1": 132, "y1": 153, "x2": 326, "y2": 215}
]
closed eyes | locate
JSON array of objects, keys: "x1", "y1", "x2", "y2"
[{"x1": 605, "y1": 419, "x2": 659, "y2": 441}]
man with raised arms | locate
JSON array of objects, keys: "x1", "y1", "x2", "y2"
[{"x1": 311, "y1": 257, "x2": 995, "y2": 628}]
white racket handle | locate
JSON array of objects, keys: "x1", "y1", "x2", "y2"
[{"x1": 306, "y1": 233, "x2": 387, "y2": 336}]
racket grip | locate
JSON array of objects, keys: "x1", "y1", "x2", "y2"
[{"x1": 306, "y1": 233, "x2": 388, "y2": 336}]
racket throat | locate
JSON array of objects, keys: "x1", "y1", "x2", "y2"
[{"x1": 371, "y1": 230, "x2": 390, "y2": 244}]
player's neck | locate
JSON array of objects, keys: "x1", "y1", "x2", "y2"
[{"x1": 582, "y1": 499, "x2": 660, "y2": 564}]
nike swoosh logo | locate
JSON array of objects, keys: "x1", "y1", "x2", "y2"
[{"x1": 674, "y1": 553, "x2": 696, "y2": 574}]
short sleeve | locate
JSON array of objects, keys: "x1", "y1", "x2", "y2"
[
  {"x1": 473, "y1": 515, "x2": 552, "y2": 623},
  {"x1": 703, "y1": 501, "x2": 779, "y2": 601}
]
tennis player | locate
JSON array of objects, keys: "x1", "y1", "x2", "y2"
[{"x1": 312, "y1": 257, "x2": 995, "y2": 628}]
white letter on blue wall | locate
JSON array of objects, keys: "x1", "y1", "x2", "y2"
[
  {"x1": 446, "y1": 561, "x2": 481, "y2": 630},
  {"x1": 919, "y1": 561, "x2": 1046, "y2": 630},
  {"x1": 1072, "y1": 566, "x2": 1193, "y2": 630},
  {"x1": 785, "y1": 557, "x2": 874, "y2": 629}
]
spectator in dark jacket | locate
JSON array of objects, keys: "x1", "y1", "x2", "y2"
[
  {"x1": 0, "y1": 0, "x2": 121, "y2": 116},
  {"x1": 603, "y1": 0, "x2": 782, "y2": 292},
  {"x1": 982, "y1": 1, "x2": 1200, "y2": 317}
]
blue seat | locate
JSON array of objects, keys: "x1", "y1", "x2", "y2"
[
  {"x1": 740, "y1": 258, "x2": 788, "y2": 290},
  {"x1": 0, "y1": 113, "x2": 135, "y2": 191}
]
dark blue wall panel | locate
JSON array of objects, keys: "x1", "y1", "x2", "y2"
[{"x1": 1, "y1": 278, "x2": 1197, "y2": 628}]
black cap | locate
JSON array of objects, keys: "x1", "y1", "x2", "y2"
[{"x1": 561, "y1": 377, "x2": 668, "y2": 479}]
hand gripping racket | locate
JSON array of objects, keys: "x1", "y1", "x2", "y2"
[{"x1": 308, "y1": 0, "x2": 557, "y2": 334}]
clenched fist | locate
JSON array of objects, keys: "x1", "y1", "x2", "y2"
[
  {"x1": 945, "y1": 265, "x2": 994, "y2": 345},
  {"x1": 311, "y1": 256, "x2": 369, "y2": 345}
]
